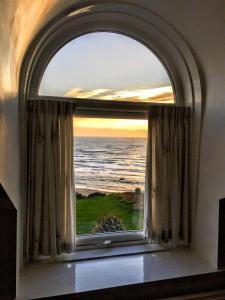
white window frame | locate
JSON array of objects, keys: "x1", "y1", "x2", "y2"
[{"x1": 73, "y1": 111, "x2": 150, "y2": 248}]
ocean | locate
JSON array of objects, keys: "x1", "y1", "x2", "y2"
[{"x1": 74, "y1": 137, "x2": 147, "y2": 193}]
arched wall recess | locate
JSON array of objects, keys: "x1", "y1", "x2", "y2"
[{"x1": 19, "y1": 0, "x2": 203, "y2": 251}]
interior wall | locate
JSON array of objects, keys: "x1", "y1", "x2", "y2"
[
  {"x1": 0, "y1": 0, "x2": 75, "y2": 276},
  {"x1": 0, "y1": 0, "x2": 72, "y2": 209},
  {"x1": 186, "y1": 1, "x2": 225, "y2": 266},
  {"x1": 144, "y1": 0, "x2": 225, "y2": 268},
  {"x1": 0, "y1": 0, "x2": 224, "y2": 275}
]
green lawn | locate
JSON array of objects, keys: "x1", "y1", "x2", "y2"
[{"x1": 76, "y1": 194, "x2": 143, "y2": 235}]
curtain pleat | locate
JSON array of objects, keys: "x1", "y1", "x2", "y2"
[
  {"x1": 146, "y1": 106, "x2": 191, "y2": 246},
  {"x1": 26, "y1": 100, "x2": 75, "y2": 261}
]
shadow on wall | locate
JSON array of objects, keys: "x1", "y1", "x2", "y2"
[
  {"x1": 0, "y1": 0, "x2": 80, "y2": 205},
  {"x1": 0, "y1": 0, "x2": 57, "y2": 96},
  {"x1": 0, "y1": 183, "x2": 17, "y2": 299}
]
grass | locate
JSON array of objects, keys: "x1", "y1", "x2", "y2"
[{"x1": 76, "y1": 194, "x2": 144, "y2": 235}]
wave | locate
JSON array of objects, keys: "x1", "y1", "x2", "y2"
[{"x1": 74, "y1": 136, "x2": 147, "y2": 192}]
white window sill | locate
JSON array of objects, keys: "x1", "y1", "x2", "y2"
[
  {"x1": 18, "y1": 248, "x2": 217, "y2": 300},
  {"x1": 61, "y1": 242, "x2": 168, "y2": 262},
  {"x1": 37, "y1": 241, "x2": 169, "y2": 263}
]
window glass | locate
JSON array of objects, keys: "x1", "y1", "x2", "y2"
[
  {"x1": 74, "y1": 117, "x2": 147, "y2": 235},
  {"x1": 39, "y1": 32, "x2": 175, "y2": 104}
]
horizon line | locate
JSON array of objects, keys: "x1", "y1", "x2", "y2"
[{"x1": 73, "y1": 135, "x2": 146, "y2": 138}]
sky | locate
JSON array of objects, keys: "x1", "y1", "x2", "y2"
[
  {"x1": 39, "y1": 32, "x2": 174, "y2": 137},
  {"x1": 73, "y1": 117, "x2": 148, "y2": 138}
]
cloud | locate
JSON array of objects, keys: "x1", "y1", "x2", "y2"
[
  {"x1": 65, "y1": 88, "x2": 111, "y2": 99},
  {"x1": 65, "y1": 86, "x2": 174, "y2": 103}
]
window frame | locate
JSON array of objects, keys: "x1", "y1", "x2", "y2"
[
  {"x1": 76, "y1": 231, "x2": 147, "y2": 248},
  {"x1": 29, "y1": 29, "x2": 177, "y2": 248},
  {"x1": 73, "y1": 111, "x2": 150, "y2": 248},
  {"x1": 30, "y1": 101, "x2": 173, "y2": 248}
]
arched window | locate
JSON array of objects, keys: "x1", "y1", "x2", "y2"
[
  {"x1": 39, "y1": 32, "x2": 175, "y2": 105},
  {"x1": 37, "y1": 32, "x2": 175, "y2": 245}
]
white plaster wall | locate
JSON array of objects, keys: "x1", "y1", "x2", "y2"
[
  {"x1": 0, "y1": 0, "x2": 68, "y2": 209},
  {"x1": 144, "y1": 0, "x2": 225, "y2": 268},
  {"x1": 0, "y1": 0, "x2": 75, "y2": 277},
  {"x1": 0, "y1": 0, "x2": 224, "y2": 275}
]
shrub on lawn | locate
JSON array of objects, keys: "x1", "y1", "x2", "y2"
[
  {"x1": 135, "y1": 187, "x2": 142, "y2": 194},
  {"x1": 76, "y1": 192, "x2": 85, "y2": 199},
  {"x1": 92, "y1": 214, "x2": 126, "y2": 233}
]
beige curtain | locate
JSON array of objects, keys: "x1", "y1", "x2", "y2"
[
  {"x1": 145, "y1": 106, "x2": 191, "y2": 246},
  {"x1": 26, "y1": 100, "x2": 75, "y2": 261}
]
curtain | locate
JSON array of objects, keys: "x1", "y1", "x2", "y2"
[
  {"x1": 145, "y1": 106, "x2": 191, "y2": 246},
  {"x1": 26, "y1": 100, "x2": 75, "y2": 261}
]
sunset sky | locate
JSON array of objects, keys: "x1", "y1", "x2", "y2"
[
  {"x1": 39, "y1": 32, "x2": 174, "y2": 137},
  {"x1": 73, "y1": 117, "x2": 148, "y2": 138}
]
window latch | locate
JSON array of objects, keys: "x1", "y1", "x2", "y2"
[{"x1": 103, "y1": 240, "x2": 111, "y2": 246}]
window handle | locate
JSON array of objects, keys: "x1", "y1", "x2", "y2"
[{"x1": 103, "y1": 240, "x2": 111, "y2": 246}]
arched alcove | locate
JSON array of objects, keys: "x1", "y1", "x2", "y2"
[{"x1": 19, "y1": 0, "x2": 203, "y2": 254}]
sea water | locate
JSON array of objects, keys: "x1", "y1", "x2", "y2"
[{"x1": 74, "y1": 137, "x2": 147, "y2": 193}]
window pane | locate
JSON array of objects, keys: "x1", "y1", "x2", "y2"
[
  {"x1": 39, "y1": 32, "x2": 175, "y2": 104},
  {"x1": 73, "y1": 117, "x2": 147, "y2": 235}
]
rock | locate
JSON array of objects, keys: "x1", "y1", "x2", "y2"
[{"x1": 88, "y1": 192, "x2": 106, "y2": 198}]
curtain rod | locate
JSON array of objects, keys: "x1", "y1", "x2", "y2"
[
  {"x1": 27, "y1": 96, "x2": 187, "y2": 109},
  {"x1": 28, "y1": 96, "x2": 76, "y2": 104}
]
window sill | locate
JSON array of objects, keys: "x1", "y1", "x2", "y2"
[
  {"x1": 18, "y1": 248, "x2": 218, "y2": 300},
  {"x1": 62, "y1": 242, "x2": 169, "y2": 262},
  {"x1": 38, "y1": 241, "x2": 169, "y2": 263}
]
